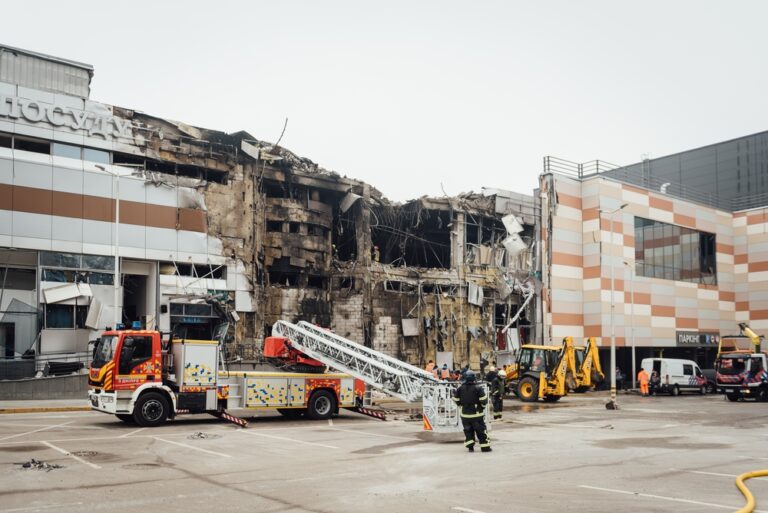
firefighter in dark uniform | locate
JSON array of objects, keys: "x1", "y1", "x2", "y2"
[{"x1": 452, "y1": 370, "x2": 491, "y2": 452}]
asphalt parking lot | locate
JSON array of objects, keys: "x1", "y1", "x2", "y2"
[{"x1": 0, "y1": 392, "x2": 767, "y2": 513}]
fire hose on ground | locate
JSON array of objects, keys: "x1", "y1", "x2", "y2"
[{"x1": 734, "y1": 469, "x2": 768, "y2": 513}]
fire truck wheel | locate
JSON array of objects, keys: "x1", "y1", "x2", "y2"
[
  {"x1": 517, "y1": 377, "x2": 539, "y2": 403},
  {"x1": 116, "y1": 414, "x2": 134, "y2": 423},
  {"x1": 133, "y1": 392, "x2": 170, "y2": 427},
  {"x1": 307, "y1": 390, "x2": 336, "y2": 420}
]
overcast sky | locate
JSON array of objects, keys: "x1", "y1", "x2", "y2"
[{"x1": 4, "y1": 1, "x2": 767, "y2": 201}]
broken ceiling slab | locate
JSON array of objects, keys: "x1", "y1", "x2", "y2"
[
  {"x1": 503, "y1": 233, "x2": 527, "y2": 258},
  {"x1": 340, "y1": 191, "x2": 362, "y2": 213},
  {"x1": 43, "y1": 283, "x2": 93, "y2": 304},
  {"x1": 240, "y1": 140, "x2": 260, "y2": 160},
  {"x1": 401, "y1": 318, "x2": 419, "y2": 337},
  {"x1": 502, "y1": 214, "x2": 524, "y2": 234}
]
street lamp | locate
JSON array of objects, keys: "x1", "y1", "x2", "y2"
[
  {"x1": 95, "y1": 164, "x2": 143, "y2": 327},
  {"x1": 624, "y1": 259, "x2": 636, "y2": 390},
  {"x1": 599, "y1": 203, "x2": 627, "y2": 409},
  {"x1": 95, "y1": 165, "x2": 121, "y2": 327}
]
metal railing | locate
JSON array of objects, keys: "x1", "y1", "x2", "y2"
[
  {"x1": 543, "y1": 156, "x2": 721, "y2": 209},
  {"x1": 732, "y1": 191, "x2": 768, "y2": 212}
]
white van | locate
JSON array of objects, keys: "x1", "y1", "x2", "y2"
[{"x1": 640, "y1": 358, "x2": 708, "y2": 396}]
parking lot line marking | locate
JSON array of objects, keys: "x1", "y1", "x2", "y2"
[
  {"x1": 327, "y1": 418, "x2": 333, "y2": 426},
  {"x1": 237, "y1": 429, "x2": 339, "y2": 449},
  {"x1": 0, "y1": 502, "x2": 84, "y2": 512},
  {"x1": 671, "y1": 468, "x2": 768, "y2": 482},
  {"x1": 739, "y1": 455, "x2": 768, "y2": 461},
  {"x1": 578, "y1": 485, "x2": 768, "y2": 512},
  {"x1": 41, "y1": 441, "x2": 101, "y2": 469},
  {"x1": 326, "y1": 427, "x2": 414, "y2": 441},
  {"x1": 452, "y1": 507, "x2": 490, "y2": 513},
  {"x1": 119, "y1": 427, "x2": 145, "y2": 438},
  {"x1": 151, "y1": 436, "x2": 232, "y2": 458},
  {"x1": 0, "y1": 421, "x2": 74, "y2": 441}
]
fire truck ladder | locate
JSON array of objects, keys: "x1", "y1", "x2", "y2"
[{"x1": 272, "y1": 320, "x2": 439, "y2": 402}]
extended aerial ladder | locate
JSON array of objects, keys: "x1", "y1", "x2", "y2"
[{"x1": 272, "y1": 320, "x2": 491, "y2": 432}]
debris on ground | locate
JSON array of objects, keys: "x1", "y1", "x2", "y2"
[
  {"x1": 187, "y1": 432, "x2": 220, "y2": 440},
  {"x1": 20, "y1": 459, "x2": 62, "y2": 471}
]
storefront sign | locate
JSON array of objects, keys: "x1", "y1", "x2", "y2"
[
  {"x1": 0, "y1": 95, "x2": 132, "y2": 139},
  {"x1": 676, "y1": 331, "x2": 720, "y2": 346}
]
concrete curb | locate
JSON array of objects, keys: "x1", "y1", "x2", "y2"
[{"x1": 0, "y1": 406, "x2": 91, "y2": 414}]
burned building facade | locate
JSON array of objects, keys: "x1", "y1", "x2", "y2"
[{"x1": 0, "y1": 45, "x2": 536, "y2": 375}]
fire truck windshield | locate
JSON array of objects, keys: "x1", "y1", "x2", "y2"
[{"x1": 92, "y1": 335, "x2": 118, "y2": 368}]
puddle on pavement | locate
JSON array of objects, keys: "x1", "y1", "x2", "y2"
[
  {"x1": 593, "y1": 436, "x2": 729, "y2": 450},
  {"x1": 122, "y1": 463, "x2": 162, "y2": 469},
  {"x1": 351, "y1": 440, "x2": 422, "y2": 455},
  {"x1": 0, "y1": 445, "x2": 43, "y2": 452}
]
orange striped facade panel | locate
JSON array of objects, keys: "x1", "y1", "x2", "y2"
[
  {"x1": 649, "y1": 195, "x2": 673, "y2": 211},
  {"x1": 552, "y1": 252, "x2": 583, "y2": 267},
  {"x1": 748, "y1": 261, "x2": 768, "y2": 272},
  {"x1": 736, "y1": 301, "x2": 750, "y2": 311},
  {"x1": 752, "y1": 310, "x2": 768, "y2": 320},
  {"x1": 601, "y1": 277, "x2": 624, "y2": 292},
  {"x1": 584, "y1": 266, "x2": 601, "y2": 279},
  {"x1": 0, "y1": 183, "x2": 206, "y2": 233},
  {"x1": 556, "y1": 192, "x2": 582, "y2": 210},
  {"x1": 625, "y1": 291, "x2": 651, "y2": 304},
  {"x1": 551, "y1": 313, "x2": 584, "y2": 326},
  {"x1": 677, "y1": 318, "x2": 698, "y2": 329},
  {"x1": 735, "y1": 254, "x2": 748, "y2": 264},
  {"x1": 747, "y1": 212, "x2": 768, "y2": 225},
  {"x1": 651, "y1": 304, "x2": 675, "y2": 317},
  {"x1": 719, "y1": 291, "x2": 736, "y2": 302},
  {"x1": 673, "y1": 213, "x2": 696, "y2": 228},
  {"x1": 716, "y1": 243, "x2": 734, "y2": 255}
]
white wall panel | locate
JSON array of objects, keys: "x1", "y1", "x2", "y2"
[
  {"x1": 0, "y1": 156, "x2": 12, "y2": 184},
  {"x1": 13, "y1": 211, "x2": 50, "y2": 239},
  {"x1": 82, "y1": 219, "x2": 111, "y2": 245},
  {"x1": 52, "y1": 167, "x2": 83, "y2": 194},
  {"x1": 82, "y1": 170, "x2": 112, "y2": 197},
  {"x1": 13, "y1": 160, "x2": 52, "y2": 189},
  {"x1": 52, "y1": 216, "x2": 82, "y2": 242}
]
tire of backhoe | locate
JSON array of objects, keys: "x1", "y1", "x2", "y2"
[
  {"x1": 307, "y1": 390, "x2": 336, "y2": 420},
  {"x1": 726, "y1": 392, "x2": 741, "y2": 402},
  {"x1": 517, "y1": 377, "x2": 539, "y2": 403},
  {"x1": 542, "y1": 395, "x2": 561, "y2": 403},
  {"x1": 133, "y1": 392, "x2": 170, "y2": 427},
  {"x1": 574, "y1": 386, "x2": 589, "y2": 394},
  {"x1": 116, "y1": 414, "x2": 134, "y2": 423},
  {"x1": 277, "y1": 408, "x2": 306, "y2": 419}
]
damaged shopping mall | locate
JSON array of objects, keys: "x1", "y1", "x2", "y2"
[{"x1": 0, "y1": 45, "x2": 538, "y2": 378}]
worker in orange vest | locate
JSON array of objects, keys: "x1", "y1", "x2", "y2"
[
  {"x1": 638, "y1": 368, "x2": 650, "y2": 397},
  {"x1": 440, "y1": 364, "x2": 450, "y2": 380},
  {"x1": 426, "y1": 360, "x2": 435, "y2": 373}
]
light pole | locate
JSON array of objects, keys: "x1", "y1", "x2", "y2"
[
  {"x1": 624, "y1": 259, "x2": 636, "y2": 390},
  {"x1": 600, "y1": 203, "x2": 627, "y2": 409},
  {"x1": 96, "y1": 164, "x2": 122, "y2": 327}
]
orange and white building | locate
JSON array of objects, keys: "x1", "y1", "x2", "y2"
[{"x1": 539, "y1": 138, "x2": 768, "y2": 373}]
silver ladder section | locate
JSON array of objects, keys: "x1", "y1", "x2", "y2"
[{"x1": 272, "y1": 320, "x2": 439, "y2": 402}]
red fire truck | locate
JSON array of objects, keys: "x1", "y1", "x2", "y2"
[{"x1": 88, "y1": 329, "x2": 366, "y2": 427}]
